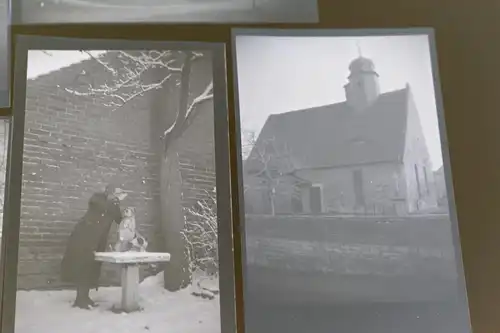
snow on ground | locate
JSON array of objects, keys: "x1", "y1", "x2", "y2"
[{"x1": 15, "y1": 272, "x2": 221, "y2": 333}]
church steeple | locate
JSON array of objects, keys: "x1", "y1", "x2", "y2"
[
  {"x1": 356, "y1": 42, "x2": 363, "y2": 58},
  {"x1": 344, "y1": 53, "x2": 381, "y2": 111}
]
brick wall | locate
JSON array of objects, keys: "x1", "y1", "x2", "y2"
[
  {"x1": 18, "y1": 51, "x2": 215, "y2": 290},
  {"x1": 177, "y1": 111, "x2": 216, "y2": 209},
  {"x1": 175, "y1": 55, "x2": 216, "y2": 210}
]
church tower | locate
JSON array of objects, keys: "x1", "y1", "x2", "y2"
[{"x1": 344, "y1": 55, "x2": 381, "y2": 111}]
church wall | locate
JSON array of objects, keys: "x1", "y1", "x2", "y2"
[
  {"x1": 244, "y1": 163, "x2": 411, "y2": 216},
  {"x1": 243, "y1": 174, "x2": 302, "y2": 215},
  {"x1": 295, "y1": 162, "x2": 406, "y2": 215},
  {"x1": 433, "y1": 167, "x2": 448, "y2": 209},
  {"x1": 402, "y1": 88, "x2": 438, "y2": 213}
]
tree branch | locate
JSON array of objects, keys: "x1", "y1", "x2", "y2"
[
  {"x1": 64, "y1": 50, "x2": 205, "y2": 111},
  {"x1": 62, "y1": 49, "x2": 212, "y2": 154},
  {"x1": 181, "y1": 188, "x2": 218, "y2": 277},
  {"x1": 161, "y1": 53, "x2": 214, "y2": 153},
  {"x1": 162, "y1": 80, "x2": 214, "y2": 145},
  {"x1": 244, "y1": 134, "x2": 298, "y2": 215},
  {"x1": 162, "y1": 52, "x2": 193, "y2": 153}
]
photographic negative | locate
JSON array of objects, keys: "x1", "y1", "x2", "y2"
[
  {"x1": 14, "y1": 0, "x2": 318, "y2": 24},
  {"x1": 0, "y1": 0, "x2": 10, "y2": 107},
  {"x1": 232, "y1": 29, "x2": 472, "y2": 333},
  {"x1": 0, "y1": 118, "x2": 9, "y2": 233},
  {"x1": 2, "y1": 36, "x2": 234, "y2": 333},
  {"x1": 0, "y1": 118, "x2": 10, "y2": 300}
]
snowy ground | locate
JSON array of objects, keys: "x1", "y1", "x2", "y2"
[{"x1": 15, "y1": 272, "x2": 221, "y2": 333}]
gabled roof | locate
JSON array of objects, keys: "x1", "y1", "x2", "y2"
[{"x1": 246, "y1": 85, "x2": 411, "y2": 172}]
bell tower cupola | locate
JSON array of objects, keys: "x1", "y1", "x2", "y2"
[{"x1": 344, "y1": 48, "x2": 380, "y2": 110}]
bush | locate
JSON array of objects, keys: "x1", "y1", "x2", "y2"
[{"x1": 181, "y1": 188, "x2": 218, "y2": 278}]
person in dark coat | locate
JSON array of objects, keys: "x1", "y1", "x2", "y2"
[{"x1": 60, "y1": 184, "x2": 126, "y2": 309}]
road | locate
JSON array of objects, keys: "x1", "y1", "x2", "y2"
[
  {"x1": 245, "y1": 296, "x2": 471, "y2": 333},
  {"x1": 19, "y1": 0, "x2": 316, "y2": 23}
]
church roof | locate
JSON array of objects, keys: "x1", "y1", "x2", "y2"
[{"x1": 246, "y1": 85, "x2": 411, "y2": 172}]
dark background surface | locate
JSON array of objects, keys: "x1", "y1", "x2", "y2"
[{"x1": 2, "y1": 0, "x2": 500, "y2": 332}]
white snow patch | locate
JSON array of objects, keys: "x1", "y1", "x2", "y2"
[
  {"x1": 94, "y1": 251, "x2": 171, "y2": 264},
  {"x1": 14, "y1": 272, "x2": 221, "y2": 333},
  {"x1": 189, "y1": 270, "x2": 220, "y2": 300}
]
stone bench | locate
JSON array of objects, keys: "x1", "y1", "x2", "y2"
[{"x1": 94, "y1": 252, "x2": 171, "y2": 312}]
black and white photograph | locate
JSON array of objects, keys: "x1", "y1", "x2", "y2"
[
  {"x1": 0, "y1": 0, "x2": 10, "y2": 107},
  {"x1": 3, "y1": 37, "x2": 234, "y2": 333},
  {"x1": 0, "y1": 118, "x2": 9, "y2": 241},
  {"x1": 233, "y1": 29, "x2": 472, "y2": 333},
  {"x1": 15, "y1": 0, "x2": 318, "y2": 24}
]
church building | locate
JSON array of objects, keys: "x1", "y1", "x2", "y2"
[{"x1": 244, "y1": 55, "x2": 438, "y2": 215}]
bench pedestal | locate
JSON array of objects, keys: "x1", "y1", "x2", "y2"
[
  {"x1": 95, "y1": 251, "x2": 171, "y2": 313},
  {"x1": 121, "y1": 264, "x2": 140, "y2": 312}
]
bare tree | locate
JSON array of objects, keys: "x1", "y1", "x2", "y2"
[
  {"x1": 65, "y1": 50, "x2": 213, "y2": 153},
  {"x1": 181, "y1": 188, "x2": 218, "y2": 277},
  {"x1": 243, "y1": 130, "x2": 296, "y2": 216},
  {"x1": 64, "y1": 50, "x2": 214, "y2": 290},
  {"x1": 240, "y1": 128, "x2": 258, "y2": 161}
]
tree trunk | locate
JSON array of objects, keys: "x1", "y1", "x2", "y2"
[
  {"x1": 151, "y1": 52, "x2": 211, "y2": 291},
  {"x1": 160, "y1": 53, "x2": 193, "y2": 291},
  {"x1": 269, "y1": 189, "x2": 276, "y2": 216},
  {"x1": 160, "y1": 148, "x2": 191, "y2": 291}
]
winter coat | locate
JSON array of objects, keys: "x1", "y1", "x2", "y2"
[{"x1": 60, "y1": 192, "x2": 122, "y2": 287}]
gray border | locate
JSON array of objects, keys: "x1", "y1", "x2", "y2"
[
  {"x1": 8, "y1": 0, "x2": 17, "y2": 23},
  {"x1": 427, "y1": 31, "x2": 473, "y2": 331},
  {"x1": 231, "y1": 27, "x2": 472, "y2": 330},
  {"x1": 0, "y1": 0, "x2": 11, "y2": 107},
  {"x1": 1, "y1": 35, "x2": 236, "y2": 333},
  {"x1": 12, "y1": 0, "x2": 318, "y2": 25},
  {"x1": 0, "y1": 116, "x2": 11, "y2": 323}
]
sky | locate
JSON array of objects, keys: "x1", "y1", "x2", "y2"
[
  {"x1": 26, "y1": 50, "x2": 104, "y2": 80},
  {"x1": 25, "y1": 37, "x2": 445, "y2": 172},
  {"x1": 235, "y1": 34, "x2": 444, "y2": 171}
]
